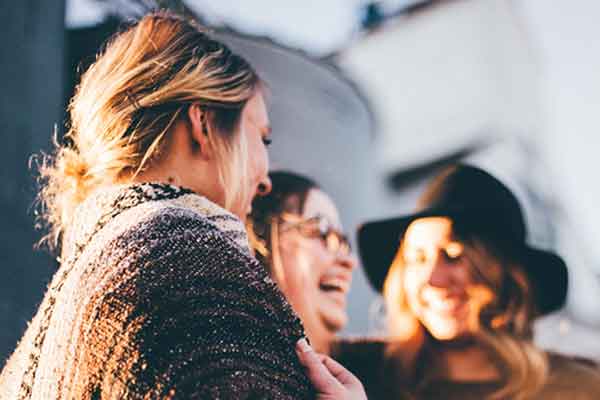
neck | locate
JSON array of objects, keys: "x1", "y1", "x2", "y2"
[
  {"x1": 299, "y1": 314, "x2": 334, "y2": 355},
  {"x1": 130, "y1": 163, "x2": 224, "y2": 209},
  {"x1": 128, "y1": 169, "x2": 177, "y2": 187},
  {"x1": 433, "y1": 342, "x2": 500, "y2": 382},
  {"x1": 311, "y1": 334, "x2": 332, "y2": 355},
  {"x1": 127, "y1": 121, "x2": 227, "y2": 212}
]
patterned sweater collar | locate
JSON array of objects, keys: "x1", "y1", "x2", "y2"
[{"x1": 65, "y1": 182, "x2": 251, "y2": 259}]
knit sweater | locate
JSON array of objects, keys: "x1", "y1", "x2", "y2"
[{"x1": 0, "y1": 183, "x2": 313, "y2": 399}]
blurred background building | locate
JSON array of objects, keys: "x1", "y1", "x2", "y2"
[{"x1": 1, "y1": 0, "x2": 599, "y2": 364}]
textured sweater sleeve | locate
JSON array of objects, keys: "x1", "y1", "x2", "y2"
[{"x1": 73, "y1": 210, "x2": 313, "y2": 399}]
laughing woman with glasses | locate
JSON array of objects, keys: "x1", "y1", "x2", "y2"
[{"x1": 249, "y1": 171, "x2": 357, "y2": 355}]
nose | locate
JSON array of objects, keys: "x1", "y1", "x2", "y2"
[
  {"x1": 256, "y1": 175, "x2": 272, "y2": 197},
  {"x1": 336, "y1": 251, "x2": 357, "y2": 271},
  {"x1": 427, "y1": 251, "x2": 454, "y2": 288}
]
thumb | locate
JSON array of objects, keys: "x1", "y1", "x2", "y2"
[{"x1": 296, "y1": 338, "x2": 342, "y2": 393}]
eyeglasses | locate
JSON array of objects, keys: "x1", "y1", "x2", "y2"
[{"x1": 278, "y1": 213, "x2": 351, "y2": 256}]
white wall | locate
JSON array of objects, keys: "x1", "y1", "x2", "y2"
[
  {"x1": 337, "y1": 0, "x2": 600, "y2": 357},
  {"x1": 513, "y1": 0, "x2": 600, "y2": 358}
]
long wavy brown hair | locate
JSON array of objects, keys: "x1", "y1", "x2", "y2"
[
  {"x1": 383, "y1": 225, "x2": 548, "y2": 399},
  {"x1": 37, "y1": 11, "x2": 261, "y2": 249}
]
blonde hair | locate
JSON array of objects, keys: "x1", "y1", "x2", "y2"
[
  {"x1": 37, "y1": 11, "x2": 260, "y2": 248},
  {"x1": 383, "y1": 235, "x2": 548, "y2": 399}
]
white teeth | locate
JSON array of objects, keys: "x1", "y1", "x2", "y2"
[{"x1": 428, "y1": 298, "x2": 462, "y2": 312}]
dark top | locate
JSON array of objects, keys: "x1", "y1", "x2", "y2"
[{"x1": 332, "y1": 338, "x2": 600, "y2": 399}]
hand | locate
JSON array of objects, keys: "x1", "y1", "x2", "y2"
[{"x1": 296, "y1": 338, "x2": 367, "y2": 400}]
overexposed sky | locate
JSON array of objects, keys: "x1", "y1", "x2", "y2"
[
  {"x1": 66, "y1": 0, "x2": 422, "y2": 55},
  {"x1": 186, "y1": 0, "x2": 364, "y2": 55}
]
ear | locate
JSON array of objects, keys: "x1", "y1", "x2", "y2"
[{"x1": 187, "y1": 103, "x2": 214, "y2": 160}]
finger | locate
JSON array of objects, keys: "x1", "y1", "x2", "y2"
[
  {"x1": 296, "y1": 338, "x2": 341, "y2": 391},
  {"x1": 321, "y1": 355, "x2": 362, "y2": 387}
]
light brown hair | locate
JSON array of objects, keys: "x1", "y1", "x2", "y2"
[{"x1": 37, "y1": 11, "x2": 261, "y2": 248}]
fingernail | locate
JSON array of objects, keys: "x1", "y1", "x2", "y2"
[{"x1": 296, "y1": 338, "x2": 311, "y2": 353}]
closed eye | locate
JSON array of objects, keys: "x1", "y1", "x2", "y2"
[
  {"x1": 404, "y1": 248, "x2": 428, "y2": 265},
  {"x1": 444, "y1": 242, "x2": 464, "y2": 261}
]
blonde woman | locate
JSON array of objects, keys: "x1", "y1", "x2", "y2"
[
  {"x1": 333, "y1": 164, "x2": 600, "y2": 399},
  {"x1": 0, "y1": 12, "x2": 364, "y2": 399},
  {"x1": 249, "y1": 171, "x2": 356, "y2": 355}
]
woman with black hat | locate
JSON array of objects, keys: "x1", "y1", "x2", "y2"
[{"x1": 333, "y1": 164, "x2": 600, "y2": 399}]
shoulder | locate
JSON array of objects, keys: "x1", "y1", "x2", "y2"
[
  {"x1": 99, "y1": 202, "x2": 251, "y2": 276},
  {"x1": 72, "y1": 197, "x2": 291, "y2": 335},
  {"x1": 118, "y1": 202, "x2": 245, "y2": 250},
  {"x1": 104, "y1": 201, "x2": 304, "y2": 331},
  {"x1": 70, "y1": 186, "x2": 251, "y2": 270},
  {"x1": 105, "y1": 204, "x2": 283, "y2": 308},
  {"x1": 78, "y1": 205, "x2": 312, "y2": 398},
  {"x1": 548, "y1": 351, "x2": 600, "y2": 370},
  {"x1": 539, "y1": 352, "x2": 600, "y2": 398}
]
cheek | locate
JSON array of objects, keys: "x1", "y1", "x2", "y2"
[
  {"x1": 278, "y1": 243, "x2": 318, "y2": 296},
  {"x1": 450, "y1": 262, "x2": 480, "y2": 294},
  {"x1": 310, "y1": 244, "x2": 333, "y2": 269},
  {"x1": 403, "y1": 267, "x2": 427, "y2": 304},
  {"x1": 467, "y1": 284, "x2": 496, "y2": 309},
  {"x1": 249, "y1": 138, "x2": 269, "y2": 180},
  {"x1": 455, "y1": 261, "x2": 474, "y2": 281}
]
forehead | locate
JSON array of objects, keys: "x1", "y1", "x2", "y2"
[
  {"x1": 302, "y1": 189, "x2": 341, "y2": 228},
  {"x1": 404, "y1": 216, "x2": 454, "y2": 247}
]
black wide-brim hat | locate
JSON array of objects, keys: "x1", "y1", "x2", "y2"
[{"x1": 358, "y1": 164, "x2": 568, "y2": 315}]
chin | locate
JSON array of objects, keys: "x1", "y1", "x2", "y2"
[
  {"x1": 429, "y1": 330, "x2": 461, "y2": 341},
  {"x1": 320, "y1": 312, "x2": 347, "y2": 334},
  {"x1": 424, "y1": 320, "x2": 464, "y2": 341}
]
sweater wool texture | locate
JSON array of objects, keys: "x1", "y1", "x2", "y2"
[{"x1": 0, "y1": 183, "x2": 313, "y2": 399}]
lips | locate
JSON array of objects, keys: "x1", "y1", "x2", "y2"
[
  {"x1": 420, "y1": 289, "x2": 468, "y2": 316},
  {"x1": 318, "y1": 273, "x2": 352, "y2": 307},
  {"x1": 319, "y1": 277, "x2": 350, "y2": 293}
]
